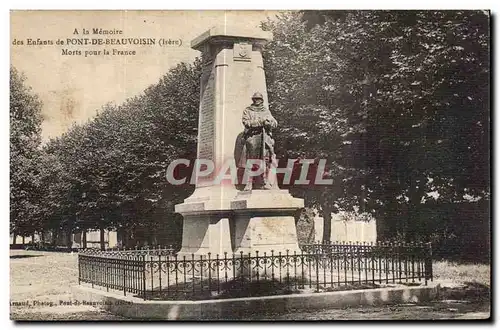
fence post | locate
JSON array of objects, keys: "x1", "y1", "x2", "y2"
[
  {"x1": 207, "y1": 253, "x2": 212, "y2": 294},
  {"x1": 278, "y1": 251, "x2": 283, "y2": 284},
  {"x1": 411, "y1": 241, "x2": 416, "y2": 283},
  {"x1": 200, "y1": 254, "x2": 204, "y2": 295},
  {"x1": 316, "y1": 252, "x2": 320, "y2": 292},
  {"x1": 240, "y1": 251, "x2": 245, "y2": 286},
  {"x1": 270, "y1": 250, "x2": 275, "y2": 282},
  {"x1": 123, "y1": 259, "x2": 126, "y2": 296},
  {"x1": 391, "y1": 242, "x2": 395, "y2": 284},
  {"x1": 143, "y1": 255, "x2": 147, "y2": 300},
  {"x1": 371, "y1": 242, "x2": 375, "y2": 285},
  {"x1": 78, "y1": 254, "x2": 81, "y2": 285},
  {"x1": 425, "y1": 242, "x2": 433, "y2": 285},
  {"x1": 285, "y1": 250, "x2": 290, "y2": 288},
  {"x1": 384, "y1": 241, "x2": 389, "y2": 284},
  {"x1": 217, "y1": 253, "x2": 221, "y2": 294},
  {"x1": 105, "y1": 258, "x2": 109, "y2": 292},
  {"x1": 344, "y1": 242, "x2": 348, "y2": 286},
  {"x1": 158, "y1": 254, "x2": 162, "y2": 297},
  {"x1": 256, "y1": 251, "x2": 260, "y2": 284},
  {"x1": 192, "y1": 253, "x2": 196, "y2": 297}
]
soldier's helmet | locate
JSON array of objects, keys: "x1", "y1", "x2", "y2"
[{"x1": 251, "y1": 92, "x2": 263, "y2": 100}]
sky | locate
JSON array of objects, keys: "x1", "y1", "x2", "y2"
[{"x1": 10, "y1": 10, "x2": 278, "y2": 142}]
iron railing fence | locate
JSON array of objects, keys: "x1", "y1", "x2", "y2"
[
  {"x1": 78, "y1": 241, "x2": 433, "y2": 301},
  {"x1": 79, "y1": 246, "x2": 176, "y2": 258}
]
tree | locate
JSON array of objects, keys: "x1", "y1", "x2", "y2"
[
  {"x1": 263, "y1": 11, "x2": 490, "y2": 242},
  {"x1": 10, "y1": 67, "x2": 43, "y2": 240},
  {"x1": 40, "y1": 59, "x2": 202, "y2": 248},
  {"x1": 262, "y1": 12, "x2": 362, "y2": 241}
]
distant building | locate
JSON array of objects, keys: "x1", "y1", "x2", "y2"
[
  {"x1": 314, "y1": 212, "x2": 377, "y2": 243},
  {"x1": 71, "y1": 230, "x2": 118, "y2": 249},
  {"x1": 10, "y1": 229, "x2": 118, "y2": 249}
]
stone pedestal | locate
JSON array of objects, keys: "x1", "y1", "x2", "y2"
[
  {"x1": 176, "y1": 211, "x2": 233, "y2": 258},
  {"x1": 230, "y1": 190, "x2": 304, "y2": 255}
]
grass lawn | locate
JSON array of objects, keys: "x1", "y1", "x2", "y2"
[
  {"x1": 10, "y1": 250, "x2": 491, "y2": 320},
  {"x1": 433, "y1": 260, "x2": 490, "y2": 287},
  {"x1": 10, "y1": 249, "x2": 123, "y2": 320},
  {"x1": 242, "y1": 260, "x2": 491, "y2": 321}
]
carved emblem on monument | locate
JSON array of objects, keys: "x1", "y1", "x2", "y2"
[{"x1": 234, "y1": 43, "x2": 252, "y2": 61}]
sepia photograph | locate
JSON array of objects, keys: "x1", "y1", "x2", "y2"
[{"x1": 9, "y1": 9, "x2": 490, "y2": 321}]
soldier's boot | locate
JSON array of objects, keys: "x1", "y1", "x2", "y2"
[
  {"x1": 244, "y1": 181, "x2": 253, "y2": 191},
  {"x1": 262, "y1": 163, "x2": 274, "y2": 190},
  {"x1": 243, "y1": 175, "x2": 253, "y2": 191}
]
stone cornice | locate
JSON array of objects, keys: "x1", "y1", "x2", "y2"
[{"x1": 191, "y1": 25, "x2": 272, "y2": 51}]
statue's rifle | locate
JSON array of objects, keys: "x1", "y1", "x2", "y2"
[{"x1": 261, "y1": 125, "x2": 266, "y2": 163}]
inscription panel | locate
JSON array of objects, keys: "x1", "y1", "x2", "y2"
[{"x1": 197, "y1": 64, "x2": 216, "y2": 184}]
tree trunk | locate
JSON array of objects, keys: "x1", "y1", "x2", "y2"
[
  {"x1": 407, "y1": 177, "x2": 427, "y2": 240},
  {"x1": 82, "y1": 230, "x2": 87, "y2": 249},
  {"x1": 307, "y1": 218, "x2": 315, "y2": 245},
  {"x1": 321, "y1": 206, "x2": 332, "y2": 243},
  {"x1": 377, "y1": 210, "x2": 395, "y2": 241},
  {"x1": 12, "y1": 232, "x2": 17, "y2": 245},
  {"x1": 41, "y1": 231, "x2": 45, "y2": 243},
  {"x1": 52, "y1": 231, "x2": 58, "y2": 246},
  {"x1": 31, "y1": 234, "x2": 35, "y2": 244},
  {"x1": 117, "y1": 228, "x2": 124, "y2": 248},
  {"x1": 100, "y1": 228, "x2": 105, "y2": 251},
  {"x1": 66, "y1": 228, "x2": 73, "y2": 249},
  {"x1": 22, "y1": 236, "x2": 25, "y2": 245}
]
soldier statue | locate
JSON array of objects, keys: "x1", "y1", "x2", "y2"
[{"x1": 238, "y1": 92, "x2": 279, "y2": 191}]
